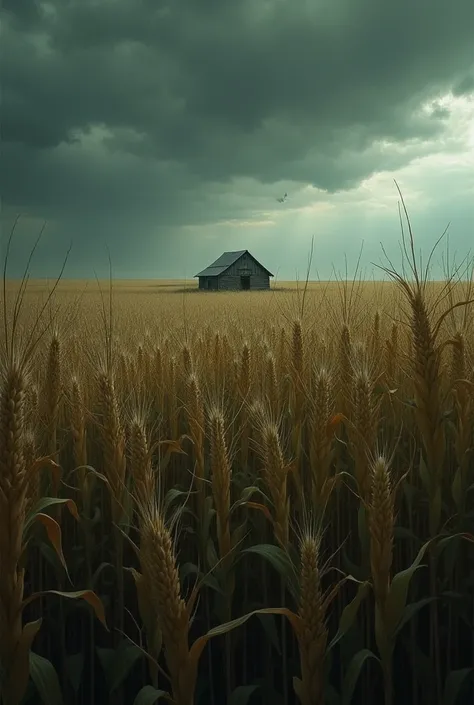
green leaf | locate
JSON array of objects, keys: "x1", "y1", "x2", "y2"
[
  {"x1": 401, "y1": 637, "x2": 435, "y2": 701},
  {"x1": 231, "y1": 520, "x2": 249, "y2": 550},
  {"x1": 342, "y1": 550, "x2": 366, "y2": 583},
  {"x1": 325, "y1": 684, "x2": 341, "y2": 705},
  {"x1": 418, "y1": 453, "x2": 432, "y2": 494},
  {"x1": 443, "y1": 668, "x2": 473, "y2": 705},
  {"x1": 228, "y1": 685, "x2": 259, "y2": 705},
  {"x1": 243, "y1": 544, "x2": 296, "y2": 596},
  {"x1": 342, "y1": 649, "x2": 379, "y2": 705},
  {"x1": 188, "y1": 607, "x2": 301, "y2": 672},
  {"x1": 25, "y1": 497, "x2": 79, "y2": 532},
  {"x1": 179, "y1": 561, "x2": 200, "y2": 583},
  {"x1": 328, "y1": 581, "x2": 369, "y2": 652},
  {"x1": 29, "y1": 652, "x2": 63, "y2": 705},
  {"x1": 65, "y1": 652, "x2": 84, "y2": 695},
  {"x1": 97, "y1": 640, "x2": 143, "y2": 693},
  {"x1": 206, "y1": 537, "x2": 219, "y2": 570},
  {"x1": 257, "y1": 613, "x2": 282, "y2": 655},
  {"x1": 394, "y1": 526, "x2": 420, "y2": 542},
  {"x1": 401, "y1": 481, "x2": 418, "y2": 511},
  {"x1": 395, "y1": 597, "x2": 436, "y2": 636},
  {"x1": 133, "y1": 685, "x2": 169, "y2": 705},
  {"x1": 385, "y1": 539, "x2": 432, "y2": 636},
  {"x1": 163, "y1": 487, "x2": 190, "y2": 515},
  {"x1": 232, "y1": 485, "x2": 268, "y2": 512},
  {"x1": 436, "y1": 534, "x2": 463, "y2": 561},
  {"x1": 240, "y1": 485, "x2": 263, "y2": 502},
  {"x1": 91, "y1": 561, "x2": 114, "y2": 587}
]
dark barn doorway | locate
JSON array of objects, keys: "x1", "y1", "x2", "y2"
[{"x1": 240, "y1": 275, "x2": 250, "y2": 290}]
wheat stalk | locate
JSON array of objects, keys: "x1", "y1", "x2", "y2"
[{"x1": 0, "y1": 363, "x2": 31, "y2": 705}]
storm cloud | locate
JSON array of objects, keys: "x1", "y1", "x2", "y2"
[{"x1": 2, "y1": 0, "x2": 474, "y2": 278}]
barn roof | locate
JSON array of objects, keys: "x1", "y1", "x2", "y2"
[{"x1": 194, "y1": 250, "x2": 273, "y2": 278}]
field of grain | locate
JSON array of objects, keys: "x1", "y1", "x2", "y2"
[{"x1": 1, "y1": 271, "x2": 473, "y2": 705}]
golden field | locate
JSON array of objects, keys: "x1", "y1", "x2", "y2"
[{"x1": 1, "y1": 271, "x2": 473, "y2": 705}]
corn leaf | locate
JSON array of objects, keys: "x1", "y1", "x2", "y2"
[
  {"x1": 133, "y1": 685, "x2": 169, "y2": 704},
  {"x1": 443, "y1": 668, "x2": 473, "y2": 705},
  {"x1": 256, "y1": 613, "x2": 282, "y2": 655},
  {"x1": 243, "y1": 544, "x2": 296, "y2": 597},
  {"x1": 97, "y1": 640, "x2": 143, "y2": 693},
  {"x1": 325, "y1": 684, "x2": 341, "y2": 705},
  {"x1": 28, "y1": 457, "x2": 61, "y2": 494},
  {"x1": 328, "y1": 581, "x2": 369, "y2": 652},
  {"x1": 228, "y1": 685, "x2": 259, "y2": 705},
  {"x1": 385, "y1": 538, "x2": 433, "y2": 636},
  {"x1": 206, "y1": 536, "x2": 219, "y2": 570},
  {"x1": 163, "y1": 487, "x2": 190, "y2": 515},
  {"x1": 22, "y1": 589, "x2": 108, "y2": 629},
  {"x1": 400, "y1": 636, "x2": 436, "y2": 700},
  {"x1": 29, "y1": 652, "x2": 63, "y2": 705},
  {"x1": 25, "y1": 497, "x2": 79, "y2": 533},
  {"x1": 293, "y1": 676, "x2": 303, "y2": 701},
  {"x1": 91, "y1": 561, "x2": 115, "y2": 588},
  {"x1": 232, "y1": 485, "x2": 269, "y2": 513},
  {"x1": 189, "y1": 607, "x2": 301, "y2": 673},
  {"x1": 65, "y1": 652, "x2": 84, "y2": 695},
  {"x1": 342, "y1": 550, "x2": 367, "y2": 583},
  {"x1": 32, "y1": 513, "x2": 70, "y2": 581},
  {"x1": 243, "y1": 501, "x2": 274, "y2": 523},
  {"x1": 395, "y1": 596, "x2": 436, "y2": 637},
  {"x1": 342, "y1": 649, "x2": 379, "y2": 705}
]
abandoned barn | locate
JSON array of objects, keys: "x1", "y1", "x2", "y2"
[{"x1": 195, "y1": 250, "x2": 274, "y2": 291}]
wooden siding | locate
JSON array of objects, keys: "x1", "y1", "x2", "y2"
[
  {"x1": 224, "y1": 252, "x2": 262, "y2": 277},
  {"x1": 199, "y1": 253, "x2": 271, "y2": 291},
  {"x1": 217, "y1": 253, "x2": 270, "y2": 290},
  {"x1": 198, "y1": 276, "x2": 218, "y2": 290},
  {"x1": 217, "y1": 273, "x2": 270, "y2": 290}
]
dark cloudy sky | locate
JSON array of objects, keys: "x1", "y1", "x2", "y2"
[{"x1": 2, "y1": 0, "x2": 474, "y2": 280}]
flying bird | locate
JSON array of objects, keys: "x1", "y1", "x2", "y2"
[{"x1": 277, "y1": 192, "x2": 288, "y2": 203}]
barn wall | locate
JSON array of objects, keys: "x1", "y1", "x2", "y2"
[
  {"x1": 217, "y1": 272, "x2": 270, "y2": 290},
  {"x1": 198, "y1": 276, "x2": 218, "y2": 290},
  {"x1": 250, "y1": 273, "x2": 270, "y2": 289},
  {"x1": 198, "y1": 253, "x2": 271, "y2": 290},
  {"x1": 224, "y1": 253, "x2": 260, "y2": 276},
  {"x1": 215, "y1": 252, "x2": 271, "y2": 290}
]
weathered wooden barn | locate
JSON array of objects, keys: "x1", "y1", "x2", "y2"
[{"x1": 195, "y1": 250, "x2": 273, "y2": 291}]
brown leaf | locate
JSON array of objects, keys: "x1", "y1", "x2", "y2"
[
  {"x1": 64, "y1": 498, "x2": 80, "y2": 521},
  {"x1": 30, "y1": 457, "x2": 63, "y2": 495},
  {"x1": 243, "y1": 501, "x2": 274, "y2": 524},
  {"x1": 23, "y1": 590, "x2": 108, "y2": 630},
  {"x1": 157, "y1": 435, "x2": 190, "y2": 454},
  {"x1": 34, "y1": 513, "x2": 69, "y2": 579}
]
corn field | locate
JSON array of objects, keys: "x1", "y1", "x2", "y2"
[{"x1": 1, "y1": 226, "x2": 474, "y2": 705}]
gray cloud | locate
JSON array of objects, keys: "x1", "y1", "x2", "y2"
[{"x1": 1, "y1": 0, "x2": 473, "y2": 277}]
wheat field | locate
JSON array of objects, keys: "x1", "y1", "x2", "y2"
[{"x1": 1, "y1": 261, "x2": 473, "y2": 705}]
